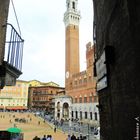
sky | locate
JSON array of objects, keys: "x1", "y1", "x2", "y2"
[{"x1": 7, "y1": 0, "x2": 93, "y2": 87}]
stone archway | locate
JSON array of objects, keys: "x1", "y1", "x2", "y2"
[
  {"x1": 62, "y1": 102, "x2": 69, "y2": 120},
  {"x1": 54, "y1": 95, "x2": 72, "y2": 121}
]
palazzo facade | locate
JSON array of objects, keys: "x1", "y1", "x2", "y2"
[{"x1": 54, "y1": 0, "x2": 99, "y2": 124}]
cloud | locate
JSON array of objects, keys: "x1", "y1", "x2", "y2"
[{"x1": 9, "y1": 0, "x2": 93, "y2": 87}]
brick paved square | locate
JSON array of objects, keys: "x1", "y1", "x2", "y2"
[{"x1": 0, "y1": 112, "x2": 67, "y2": 140}]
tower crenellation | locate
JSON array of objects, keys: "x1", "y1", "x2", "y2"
[{"x1": 64, "y1": 0, "x2": 81, "y2": 27}]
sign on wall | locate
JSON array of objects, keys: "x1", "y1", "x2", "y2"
[{"x1": 96, "y1": 50, "x2": 107, "y2": 91}]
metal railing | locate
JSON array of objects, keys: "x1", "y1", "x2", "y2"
[{"x1": 4, "y1": 23, "x2": 24, "y2": 71}]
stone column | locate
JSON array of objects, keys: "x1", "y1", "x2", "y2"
[
  {"x1": 69, "y1": 106, "x2": 72, "y2": 120},
  {"x1": 60, "y1": 105, "x2": 63, "y2": 120},
  {"x1": 54, "y1": 106, "x2": 57, "y2": 120}
]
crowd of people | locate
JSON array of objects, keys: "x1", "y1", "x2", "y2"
[
  {"x1": 0, "y1": 111, "x2": 93, "y2": 140},
  {"x1": 66, "y1": 134, "x2": 86, "y2": 140},
  {"x1": 33, "y1": 134, "x2": 53, "y2": 140},
  {"x1": 32, "y1": 133, "x2": 86, "y2": 140}
]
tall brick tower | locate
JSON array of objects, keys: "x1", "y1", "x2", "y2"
[{"x1": 64, "y1": 0, "x2": 81, "y2": 90}]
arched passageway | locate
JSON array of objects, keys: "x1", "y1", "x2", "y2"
[{"x1": 62, "y1": 102, "x2": 69, "y2": 120}]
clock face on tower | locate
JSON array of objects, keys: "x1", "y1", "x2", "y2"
[{"x1": 66, "y1": 71, "x2": 69, "y2": 79}]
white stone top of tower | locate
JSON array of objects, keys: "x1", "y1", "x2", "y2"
[{"x1": 63, "y1": 0, "x2": 81, "y2": 27}]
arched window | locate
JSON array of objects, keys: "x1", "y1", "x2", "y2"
[
  {"x1": 72, "y1": 111, "x2": 74, "y2": 118},
  {"x1": 80, "y1": 111, "x2": 82, "y2": 120},
  {"x1": 95, "y1": 112, "x2": 97, "y2": 120},
  {"x1": 75, "y1": 111, "x2": 78, "y2": 119},
  {"x1": 72, "y1": 2, "x2": 75, "y2": 9},
  {"x1": 90, "y1": 112, "x2": 93, "y2": 120},
  {"x1": 85, "y1": 112, "x2": 88, "y2": 119},
  {"x1": 67, "y1": 2, "x2": 70, "y2": 8}
]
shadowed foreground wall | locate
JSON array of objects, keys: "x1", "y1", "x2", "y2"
[{"x1": 93, "y1": 0, "x2": 140, "y2": 140}]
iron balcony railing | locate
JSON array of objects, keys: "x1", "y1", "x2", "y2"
[{"x1": 4, "y1": 23, "x2": 24, "y2": 71}]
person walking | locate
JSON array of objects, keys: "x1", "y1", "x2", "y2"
[
  {"x1": 33, "y1": 136, "x2": 40, "y2": 140},
  {"x1": 42, "y1": 135, "x2": 47, "y2": 140},
  {"x1": 54, "y1": 126, "x2": 56, "y2": 133},
  {"x1": 66, "y1": 134, "x2": 71, "y2": 140},
  {"x1": 50, "y1": 135, "x2": 53, "y2": 140},
  {"x1": 47, "y1": 135, "x2": 52, "y2": 140},
  {"x1": 71, "y1": 134, "x2": 76, "y2": 140}
]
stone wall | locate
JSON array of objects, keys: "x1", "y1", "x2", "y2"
[
  {"x1": 93, "y1": 0, "x2": 140, "y2": 139},
  {"x1": 0, "y1": 0, "x2": 10, "y2": 65}
]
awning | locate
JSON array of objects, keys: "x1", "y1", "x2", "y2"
[
  {"x1": 7, "y1": 127, "x2": 22, "y2": 133},
  {"x1": 0, "y1": 106, "x2": 4, "y2": 109},
  {"x1": 5, "y1": 106, "x2": 27, "y2": 110}
]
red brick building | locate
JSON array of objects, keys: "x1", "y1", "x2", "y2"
[
  {"x1": 28, "y1": 81, "x2": 64, "y2": 114},
  {"x1": 63, "y1": 0, "x2": 99, "y2": 122}
]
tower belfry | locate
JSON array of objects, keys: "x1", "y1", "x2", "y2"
[
  {"x1": 64, "y1": 0, "x2": 80, "y2": 27},
  {"x1": 64, "y1": 0, "x2": 81, "y2": 89}
]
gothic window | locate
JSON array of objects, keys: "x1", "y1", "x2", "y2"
[
  {"x1": 79, "y1": 79, "x2": 82, "y2": 84},
  {"x1": 75, "y1": 111, "x2": 78, "y2": 119},
  {"x1": 84, "y1": 78, "x2": 87, "y2": 83},
  {"x1": 85, "y1": 112, "x2": 88, "y2": 119},
  {"x1": 72, "y1": 111, "x2": 74, "y2": 118},
  {"x1": 74, "y1": 80, "x2": 77, "y2": 85},
  {"x1": 72, "y1": 2, "x2": 75, "y2": 9},
  {"x1": 90, "y1": 112, "x2": 93, "y2": 120},
  {"x1": 89, "y1": 75, "x2": 92, "y2": 82},
  {"x1": 95, "y1": 112, "x2": 97, "y2": 120},
  {"x1": 79, "y1": 97, "x2": 82, "y2": 103},
  {"x1": 94, "y1": 96, "x2": 98, "y2": 102},
  {"x1": 80, "y1": 111, "x2": 82, "y2": 119},
  {"x1": 75, "y1": 98, "x2": 77, "y2": 103},
  {"x1": 89, "y1": 96, "x2": 92, "y2": 103},
  {"x1": 67, "y1": 2, "x2": 70, "y2": 8},
  {"x1": 84, "y1": 97, "x2": 87, "y2": 103}
]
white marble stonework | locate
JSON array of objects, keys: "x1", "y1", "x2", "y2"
[{"x1": 54, "y1": 95, "x2": 72, "y2": 120}]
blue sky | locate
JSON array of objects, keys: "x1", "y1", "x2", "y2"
[{"x1": 8, "y1": 0, "x2": 93, "y2": 87}]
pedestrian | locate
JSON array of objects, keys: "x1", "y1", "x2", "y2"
[
  {"x1": 76, "y1": 137, "x2": 79, "y2": 140},
  {"x1": 66, "y1": 134, "x2": 71, "y2": 140},
  {"x1": 54, "y1": 126, "x2": 56, "y2": 133},
  {"x1": 42, "y1": 135, "x2": 47, "y2": 140},
  {"x1": 79, "y1": 134, "x2": 84, "y2": 140},
  {"x1": 33, "y1": 136, "x2": 40, "y2": 140},
  {"x1": 47, "y1": 135, "x2": 51, "y2": 140},
  {"x1": 50, "y1": 135, "x2": 53, "y2": 140},
  {"x1": 71, "y1": 134, "x2": 76, "y2": 140}
]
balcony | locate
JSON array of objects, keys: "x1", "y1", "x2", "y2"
[{"x1": 0, "y1": 23, "x2": 24, "y2": 88}]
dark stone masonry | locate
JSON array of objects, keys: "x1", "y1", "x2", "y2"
[{"x1": 93, "y1": 0, "x2": 140, "y2": 140}]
